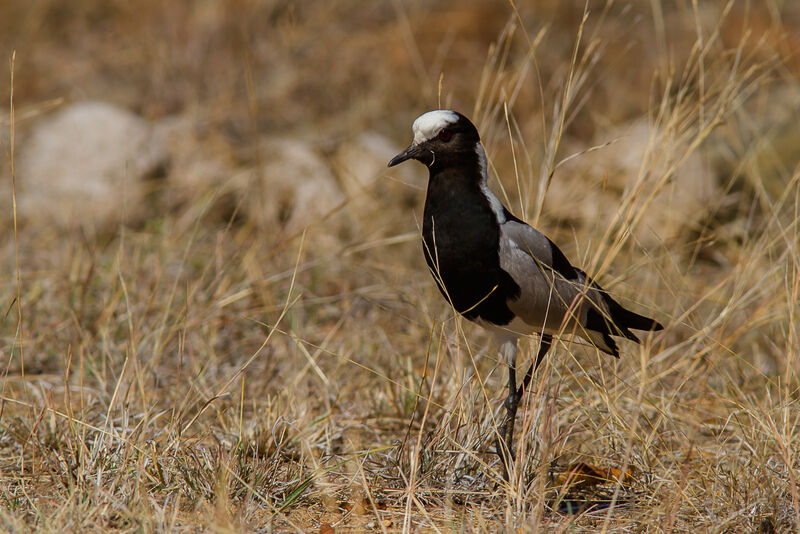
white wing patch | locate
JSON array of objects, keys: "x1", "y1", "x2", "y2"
[
  {"x1": 475, "y1": 143, "x2": 506, "y2": 223},
  {"x1": 412, "y1": 110, "x2": 459, "y2": 144}
]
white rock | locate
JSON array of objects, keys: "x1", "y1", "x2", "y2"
[
  {"x1": 240, "y1": 138, "x2": 345, "y2": 233},
  {"x1": 331, "y1": 132, "x2": 422, "y2": 231},
  {"x1": 549, "y1": 120, "x2": 716, "y2": 247},
  {"x1": 333, "y1": 131, "x2": 418, "y2": 198},
  {"x1": 154, "y1": 116, "x2": 235, "y2": 202},
  {"x1": 16, "y1": 101, "x2": 166, "y2": 230}
]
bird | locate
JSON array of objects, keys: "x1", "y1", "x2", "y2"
[{"x1": 387, "y1": 110, "x2": 663, "y2": 480}]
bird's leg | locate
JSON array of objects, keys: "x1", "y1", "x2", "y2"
[
  {"x1": 502, "y1": 357, "x2": 519, "y2": 465},
  {"x1": 495, "y1": 340, "x2": 518, "y2": 481},
  {"x1": 496, "y1": 335, "x2": 553, "y2": 481},
  {"x1": 517, "y1": 334, "x2": 552, "y2": 399}
]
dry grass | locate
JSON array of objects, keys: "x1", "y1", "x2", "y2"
[{"x1": 1, "y1": 1, "x2": 799, "y2": 532}]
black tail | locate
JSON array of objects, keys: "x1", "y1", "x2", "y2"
[
  {"x1": 579, "y1": 269, "x2": 663, "y2": 349},
  {"x1": 603, "y1": 299, "x2": 662, "y2": 345},
  {"x1": 611, "y1": 301, "x2": 663, "y2": 332}
]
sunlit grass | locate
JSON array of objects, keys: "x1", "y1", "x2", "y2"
[{"x1": 1, "y1": 1, "x2": 799, "y2": 532}]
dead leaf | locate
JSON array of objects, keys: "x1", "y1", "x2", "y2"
[{"x1": 554, "y1": 462, "x2": 636, "y2": 490}]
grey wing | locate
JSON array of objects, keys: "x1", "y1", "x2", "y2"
[{"x1": 498, "y1": 220, "x2": 618, "y2": 353}]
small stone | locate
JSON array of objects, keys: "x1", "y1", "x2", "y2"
[
  {"x1": 241, "y1": 138, "x2": 345, "y2": 234},
  {"x1": 16, "y1": 101, "x2": 166, "y2": 230},
  {"x1": 331, "y1": 131, "x2": 421, "y2": 229},
  {"x1": 551, "y1": 119, "x2": 716, "y2": 247},
  {"x1": 333, "y1": 131, "x2": 417, "y2": 198}
]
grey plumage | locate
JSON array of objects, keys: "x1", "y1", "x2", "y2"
[{"x1": 497, "y1": 220, "x2": 622, "y2": 355}]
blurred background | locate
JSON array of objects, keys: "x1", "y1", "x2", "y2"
[
  {"x1": 1, "y1": 1, "x2": 799, "y2": 531},
  {"x1": 2, "y1": 1, "x2": 798, "y2": 237},
  {"x1": 1, "y1": 0, "x2": 799, "y2": 236}
]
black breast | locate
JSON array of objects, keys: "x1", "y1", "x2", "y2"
[{"x1": 421, "y1": 169, "x2": 520, "y2": 326}]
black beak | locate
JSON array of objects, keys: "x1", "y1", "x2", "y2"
[{"x1": 388, "y1": 144, "x2": 422, "y2": 167}]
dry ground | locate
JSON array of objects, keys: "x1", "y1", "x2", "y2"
[{"x1": 1, "y1": 1, "x2": 799, "y2": 532}]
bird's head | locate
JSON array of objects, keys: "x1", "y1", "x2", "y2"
[{"x1": 388, "y1": 110, "x2": 481, "y2": 170}]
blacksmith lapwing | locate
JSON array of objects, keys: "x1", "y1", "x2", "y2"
[{"x1": 388, "y1": 110, "x2": 663, "y2": 480}]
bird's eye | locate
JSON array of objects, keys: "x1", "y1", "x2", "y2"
[{"x1": 438, "y1": 129, "x2": 452, "y2": 142}]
